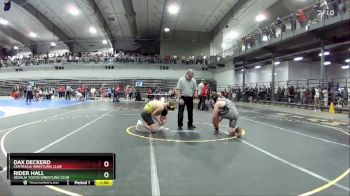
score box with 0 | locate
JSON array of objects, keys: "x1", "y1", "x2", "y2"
[{"x1": 7, "y1": 153, "x2": 116, "y2": 186}]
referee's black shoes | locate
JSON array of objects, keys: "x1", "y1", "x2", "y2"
[{"x1": 188, "y1": 125, "x2": 196, "y2": 130}]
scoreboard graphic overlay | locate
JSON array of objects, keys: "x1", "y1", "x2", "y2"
[{"x1": 7, "y1": 153, "x2": 115, "y2": 186}]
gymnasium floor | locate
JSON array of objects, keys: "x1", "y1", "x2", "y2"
[{"x1": 0, "y1": 99, "x2": 349, "y2": 196}]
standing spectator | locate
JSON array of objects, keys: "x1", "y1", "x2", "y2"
[
  {"x1": 320, "y1": 0, "x2": 330, "y2": 18},
  {"x1": 296, "y1": 9, "x2": 307, "y2": 29},
  {"x1": 283, "y1": 86, "x2": 288, "y2": 102},
  {"x1": 256, "y1": 28, "x2": 263, "y2": 44},
  {"x1": 314, "y1": 87, "x2": 321, "y2": 111},
  {"x1": 269, "y1": 24, "x2": 276, "y2": 39},
  {"x1": 91, "y1": 86, "x2": 96, "y2": 99},
  {"x1": 232, "y1": 90, "x2": 237, "y2": 102},
  {"x1": 65, "y1": 85, "x2": 72, "y2": 100},
  {"x1": 58, "y1": 86, "x2": 65, "y2": 98},
  {"x1": 250, "y1": 34, "x2": 256, "y2": 47},
  {"x1": 132, "y1": 86, "x2": 136, "y2": 99},
  {"x1": 114, "y1": 85, "x2": 121, "y2": 102},
  {"x1": 124, "y1": 85, "x2": 130, "y2": 100},
  {"x1": 107, "y1": 87, "x2": 112, "y2": 99},
  {"x1": 288, "y1": 86, "x2": 295, "y2": 103},
  {"x1": 289, "y1": 13, "x2": 297, "y2": 31},
  {"x1": 300, "y1": 87, "x2": 306, "y2": 104},
  {"x1": 26, "y1": 84, "x2": 33, "y2": 103},
  {"x1": 201, "y1": 82, "x2": 209, "y2": 111},
  {"x1": 128, "y1": 86, "x2": 133, "y2": 100},
  {"x1": 336, "y1": 0, "x2": 346, "y2": 14},
  {"x1": 197, "y1": 80, "x2": 204, "y2": 110},
  {"x1": 147, "y1": 88, "x2": 153, "y2": 100},
  {"x1": 277, "y1": 87, "x2": 282, "y2": 102},
  {"x1": 81, "y1": 85, "x2": 87, "y2": 100},
  {"x1": 332, "y1": 0, "x2": 339, "y2": 16},
  {"x1": 277, "y1": 17, "x2": 287, "y2": 35},
  {"x1": 172, "y1": 54, "x2": 177, "y2": 64},
  {"x1": 263, "y1": 27, "x2": 270, "y2": 40},
  {"x1": 316, "y1": 0, "x2": 329, "y2": 21},
  {"x1": 176, "y1": 69, "x2": 198, "y2": 130},
  {"x1": 311, "y1": 87, "x2": 316, "y2": 104}
]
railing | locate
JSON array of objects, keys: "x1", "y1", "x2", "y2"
[
  {"x1": 217, "y1": 0, "x2": 350, "y2": 58},
  {"x1": 0, "y1": 55, "x2": 210, "y2": 70}
]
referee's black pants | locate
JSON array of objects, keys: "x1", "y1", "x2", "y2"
[{"x1": 178, "y1": 96, "x2": 193, "y2": 127}]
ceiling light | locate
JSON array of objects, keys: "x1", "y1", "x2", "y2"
[
  {"x1": 241, "y1": 69, "x2": 244, "y2": 72},
  {"x1": 29, "y1": 32, "x2": 37, "y2": 38},
  {"x1": 274, "y1": 61, "x2": 280, "y2": 65},
  {"x1": 14, "y1": 46, "x2": 18, "y2": 50},
  {"x1": 68, "y1": 6, "x2": 80, "y2": 16},
  {"x1": 164, "y1": 27, "x2": 170, "y2": 32},
  {"x1": 255, "y1": 65, "x2": 261, "y2": 69},
  {"x1": 102, "y1": 40, "x2": 107, "y2": 45},
  {"x1": 89, "y1": 27, "x2": 97, "y2": 34},
  {"x1": 324, "y1": 61, "x2": 331, "y2": 65},
  {"x1": 168, "y1": 4, "x2": 179, "y2": 14},
  {"x1": 0, "y1": 18, "x2": 8, "y2": 25},
  {"x1": 345, "y1": 59, "x2": 350, "y2": 63},
  {"x1": 50, "y1": 42, "x2": 56, "y2": 47},
  {"x1": 294, "y1": 57, "x2": 303, "y2": 61},
  {"x1": 319, "y1": 51, "x2": 330, "y2": 56},
  {"x1": 341, "y1": 65, "x2": 349, "y2": 69},
  {"x1": 274, "y1": 72, "x2": 277, "y2": 75},
  {"x1": 255, "y1": 14, "x2": 266, "y2": 22}
]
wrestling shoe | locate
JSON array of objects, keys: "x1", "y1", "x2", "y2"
[{"x1": 135, "y1": 120, "x2": 143, "y2": 131}]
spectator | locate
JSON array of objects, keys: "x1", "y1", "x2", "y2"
[
  {"x1": 201, "y1": 82, "x2": 209, "y2": 111},
  {"x1": 91, "y1": 86, "x2": 96, "y2": 99},
  {"x1": 314, "y1": 87, "x2": 321, "y2": 111},
  {"x1": 269, "y1": 24, "x2": 276, "y2": 39},
  {"x1": 289, "y1": 13, "x2": 297, "y2": 31},
  {"x1": 256, "y1": 28, "x2": 263, "y2": 44},
  {"x1": 316, "y1": 0, "x2": 329, "y2": 21},
  {"x1": 296, "y1": 9, "x2": 307, "y2": 29},
  {"x1": 113, "y1": 85, "x2": 120, "y2": 102},
  {"x1": 277, "y1": 17, "x2": 287, "y2": 35},
  {"x1": 197, "y1": 80, "x2": 204, "y2": 110}
]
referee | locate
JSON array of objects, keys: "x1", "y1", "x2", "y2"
[{"x1": 176, "y1": 69, "x2": 198, "y2": 130}]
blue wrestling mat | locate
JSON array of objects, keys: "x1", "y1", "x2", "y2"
[{"x1": 0, "y1": 99, "x2": 84, "y2": 109}]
